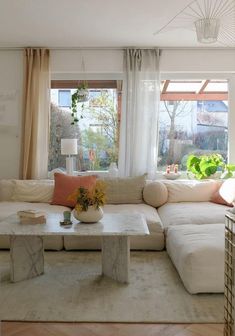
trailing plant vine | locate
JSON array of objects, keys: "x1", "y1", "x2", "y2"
[{"x1": 71, "y1": 82, "x2": 89, "y2": 125}]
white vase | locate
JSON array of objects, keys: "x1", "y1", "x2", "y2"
[{"x1": 73, "y1": 206, "x2": 103, "y2": 223}]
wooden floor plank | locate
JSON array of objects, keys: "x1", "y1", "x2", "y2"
[{"x1": 1, "y1": 323, "x2": 224, "y2": 336}]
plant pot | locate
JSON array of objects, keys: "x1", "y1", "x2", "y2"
[{"x1": 73, "y1": 206, "x2": 103, "y2": 223}]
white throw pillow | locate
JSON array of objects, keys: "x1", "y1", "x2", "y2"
[
  {"x1": 163, "y1": 179, "x2": 220, "y2": 203},
  {"x1": 219, "y1": 178, "x2": 235, "y2": 204},
  {"x1": 11, "y1": 180, "x2": 54, "y2": 203},
  {"x1": 143, "y1": 181, "x2": 168, "y2": 208}
]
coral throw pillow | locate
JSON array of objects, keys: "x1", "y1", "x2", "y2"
[{"x1": 51, "y1": 173, "x2": 97, "y2": 207}]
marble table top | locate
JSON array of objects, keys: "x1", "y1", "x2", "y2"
[{"x1": 0, "y1": 213, "x2": 149, "y2": 237}]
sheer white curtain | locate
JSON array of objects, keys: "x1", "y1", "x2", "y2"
[
  {"x1": 21, "y1": 48, "x2": 50, "y2": 179},
  {"x1": 119, "y1": 48, "x2": 160, "y2": 178}
]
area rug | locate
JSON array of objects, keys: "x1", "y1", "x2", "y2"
[{"x1": 0, "y1": 251, "x2": 224, "y2": 322}]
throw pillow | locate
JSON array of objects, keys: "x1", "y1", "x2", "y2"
[
  {"x1": 11, "y1": 180, "x2": 54, "y2": 203},
  {"x1": 101, "y1": 174, "x2": 146, "y2": 204},
  {"x1": 143, "y1": 181, "x2": 168, "y2": 208},
  {"x1": 210, "y1": 190, "x2": 233, "y2": 207},
  {"x1": 51, "y1": 173, "x2": 97, "y2": 207},
  {"x1": 216, "y1": 178, "x2": 235, "y2": 206}
]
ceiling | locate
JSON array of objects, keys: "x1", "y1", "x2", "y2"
[{"x1": 0, "y1": 0, "x2": 233, "y2": 48}]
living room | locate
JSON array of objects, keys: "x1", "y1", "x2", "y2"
[{"x1": 1, "y1": 1, "x2": 235, "y2": 335}]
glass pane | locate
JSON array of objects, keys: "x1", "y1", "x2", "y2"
[
  {"x1": 49, "y1": 87, "x2": 119, "y2": 172},
  {"x1": 204, "y1": 82, "x2": 228, "y2": 92},
  {"x1": 167, "y1": 81, "x2": 202, "y2": 92},
  {"x1": 158, "y1": 94, "x2": 228, "y2": 172}
]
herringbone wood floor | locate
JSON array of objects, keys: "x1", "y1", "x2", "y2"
[{"x1": 1, "y1": 323, "x2": 224, "y2": 336}]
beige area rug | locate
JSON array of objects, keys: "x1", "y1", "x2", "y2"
[{"x1": 0, "y1": 251, "x2": 224, "y2": 322}]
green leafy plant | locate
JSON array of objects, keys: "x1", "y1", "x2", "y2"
[
  {"x1": 187, "y1": 153, "x2": 235, "y2": 179},
  {"x1": 71, "y1": 82, "x2": 89, "y2": 125}
]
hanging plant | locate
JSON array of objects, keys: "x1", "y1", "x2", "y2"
[{"x1": 71, "y1": 82, "x2": 89, "y2": 125}]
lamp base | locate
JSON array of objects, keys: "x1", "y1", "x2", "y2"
[{"x1": 66, "y1": 157, "x2": 74, "y2": 175}]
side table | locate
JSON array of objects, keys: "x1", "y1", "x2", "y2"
[{"x1": 224, "y1": 212, "x2": 235, "y2": 336}]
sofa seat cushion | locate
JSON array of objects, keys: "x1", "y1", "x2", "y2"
[
  {"x1": 103, "y1": 204, "x2": 163, "y2": 234},
  {"x1": 158, "y1": 202, "x2": 229, "y2": 229},
  {"x1": 166, "y1": 224, "x2": 225, "y2": 293},
  {"x1": 0, "y1": 202, "x2": 70, "y2": 250}
]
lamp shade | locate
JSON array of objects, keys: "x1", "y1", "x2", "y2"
[
  {"x1": 61, "y1": 139, "x2": 78, "y2": 155},
  {"x1": 194, "y1": 18, "x2": 220, "y2": 44}
]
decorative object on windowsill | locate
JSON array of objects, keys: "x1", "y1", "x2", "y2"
[
  {"x1": 71, "y1": 81, "x2": 89, "y2": 125},
  {"x1": 153, "y1": 0, "x2": 235, "y2": 46},
  {"x1": 108, "y1": 162, "x2": 119, "y2": 178},
  {"x1": 186, "y1": 153, "x2": 235, "y2": 180},
  {"x1": 68, "y1": 180, "x2": 106, "y2": 223},
  {"x1": 61, "y1": 139, "x2": 78, "y2": 175},
  {"x1": 162, "y1": 164, "x2": 181, "y2": 180}
]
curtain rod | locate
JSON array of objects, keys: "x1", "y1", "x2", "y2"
[{"x1": 0, "y1": 46, "x2": 235, "y2": 51}]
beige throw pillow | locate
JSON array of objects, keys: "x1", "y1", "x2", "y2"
[
  {"x1": 11, "y1": 180, "x2": 54, "y2": 203},
  {"x1": 143, "y1": 181, "x2": 168, "y2": 208},
  {"x1": 102, "y1": 175, "x2": 146, "y2": 204}
]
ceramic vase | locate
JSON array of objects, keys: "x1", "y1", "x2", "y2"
[{"x1": 73, "y1": 206, "x2": 103, "y2": 223}]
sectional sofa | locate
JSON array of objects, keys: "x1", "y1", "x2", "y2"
[{"x1": 0, "y1": 176, "x2": 230, "y2": 294}]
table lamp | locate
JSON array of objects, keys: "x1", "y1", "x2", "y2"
[{"x1": 61, "y1": 139, "x2": 78, "y2": 175}]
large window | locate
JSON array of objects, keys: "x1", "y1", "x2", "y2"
[
  {"x1": 158, "y1": 79, "x2": 228, "y2": 171},
  {"x1": 49, "y1": 80, "x2": 121, "y2": 172}
]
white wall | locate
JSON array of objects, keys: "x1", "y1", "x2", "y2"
[
  {"x1": 1, "y1": 48, "x2": 235, "y2": 178},
  {"x1": 0, "y1": 51, "x2": 23, "y2": 179}
]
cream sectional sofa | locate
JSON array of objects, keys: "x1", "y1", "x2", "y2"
[
  {"x1": 0, "y1": 178, "x2": 165, "y2": 251},
  {"x1": 0, "y1": 177, "x2": 229, "y2": 294}
]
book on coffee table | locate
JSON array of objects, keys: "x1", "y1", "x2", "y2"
[
  {"x1": 17, "y1": 210, "x2": 46, "y2": 218},
  {"x1": 19, "y1": 216, "x2": 46, "y2": 224}
]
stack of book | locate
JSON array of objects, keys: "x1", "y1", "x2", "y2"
[{"x1": 17, "y1": 210, "x2": 46, "y2": 224}]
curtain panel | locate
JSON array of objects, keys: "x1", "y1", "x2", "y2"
[
  {"x1": 21, "y1": 48, "x2": 50, "y2": 179},
  {"x1": 119, "y1": 48, "x2": 160, "y2": 178}
]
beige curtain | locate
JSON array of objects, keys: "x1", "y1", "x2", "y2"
[{"x1": 21, "y1": 48, "x2": 50, "y2": 179}]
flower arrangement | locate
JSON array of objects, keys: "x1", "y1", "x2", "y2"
[{"x1": 68, "y1": 180, "x2": 106, "y2": 214}]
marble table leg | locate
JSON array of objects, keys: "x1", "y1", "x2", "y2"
[
  {"x1": 10, "y1": 236, "x2": 44, "y2": 283},
  {"x1": 101, "y1": 236, "x2": 130, "y2": 283}
]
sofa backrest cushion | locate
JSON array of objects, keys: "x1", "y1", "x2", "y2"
[
  {"x1": 163, "y1": 179, "x2": 220, "y2": 203},
  {"x1": 101, "y1": 174, "x2": 146, "y2": 204},
  {"x1": 0, "y1": 179, "x2": 16, "y2": 201},
  {"x1": 51, "y1": 173, "x2": 97, "y2": 207},
  {"x1": 143, "y1": 181, "x2": 168, "y2": 208},
  {"x1": 11, "y1": 180, "x2": 54, "y2": 203}
]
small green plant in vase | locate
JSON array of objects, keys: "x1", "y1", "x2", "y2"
[{"x1": 187, "y1": 153, "x2": 235, "y2": 179}]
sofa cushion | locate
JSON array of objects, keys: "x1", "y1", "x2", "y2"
[
  {"x1": 143, "y1": 181, "x2": 168, "y2": 208},
  {"x1": 158, "y1": 201, "x2": 229, "y2": 229},
  {"x1": 11, "y1": 180, "x2": 54, "y2": 203},
  {"x1": 210, "y1": 190, "x2": 233, "y2": 207},
  {"x1": 166, "y1": 224, "x2": 225, "y2": 293},
  {"x1": 0, "y1": 201, "x2": 70, "y2": 221},
  {"x1": 101, "y1": 175, "x2": 146, "y2": 204},
  {"x1": 103, "y1": 203, "x2": 163, "y2": 233},
  {"x1": 51, "y1": 173, "x2": 97, "y2": 207},
  {"x1": 0, "y1": 179, "x2": 16, "y2": 201},
  {"x1": 163, "y1": 180, "x2": 219, "y2": 203}
]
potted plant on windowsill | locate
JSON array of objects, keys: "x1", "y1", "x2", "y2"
[
  {"x1": 71, "y1": 82, "x2": 89, "y2": 125},
  {"x1": 186, "y1": 153, "x2": 235, "y2": 180}
]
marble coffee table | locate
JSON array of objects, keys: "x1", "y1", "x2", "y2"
[{"x1": 0, "y1": 213, "x2": 149, "y2": 283}]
